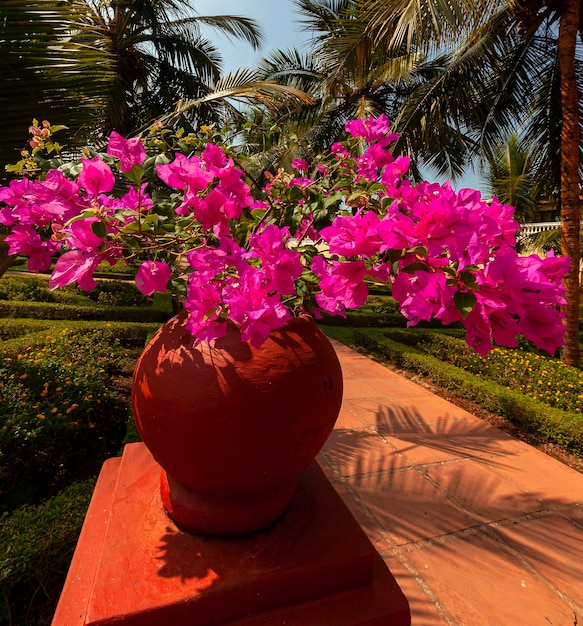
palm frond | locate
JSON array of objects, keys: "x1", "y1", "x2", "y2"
[{"x1": 190, "y1": 15, "x2": 264, "y2": 50}]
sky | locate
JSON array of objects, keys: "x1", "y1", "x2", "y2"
[
  {"x1": 194, "y1": 0, "x2": 311, "y2": 71},
  {"x1": 194, "y1": 0, "x2": 486, "y2": 193}
]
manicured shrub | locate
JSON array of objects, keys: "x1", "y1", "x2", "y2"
[
  {"x1": 0, "y1": 300, "x2": 170, "y2": 322},
  {"x1": 382, "y1": 328, "x2": 583, "y2": 414},
  {"x1": 0, "y1": 320, "x2": 51, "y2": 341},
  {"x1": 73, "y1": 280, "x2": 148, "y2": 307},
  {"x1": 0, "y1": 328, "x2": 133, "y2": 511},
  {"x1": 0, "y1": 478, "x2": 95, "y2": 626}
]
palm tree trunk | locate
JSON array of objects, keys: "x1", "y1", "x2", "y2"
[{"x1": 558, "y1": 0, "x2": 581, "y2": 367}]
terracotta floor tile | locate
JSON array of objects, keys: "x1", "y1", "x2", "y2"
[
  {"x1": 383, "y1": 433, "x2": 474, "y2": 465},
  {"x1": 381, "y1": 553, "x2": 449, "y2": 625},
  {"x1": 563, "y1": 503, "x2": 583, "y2": 525},
  {"x1": 341, "y1": 377, "x2": 385, "y2": 400},
  {"x1": 343, "y1": 398, "x2": 427, "y2": 432},
  {"x1": 385, "y1": 426, "x2": 529, "y2": 467},
  {"x1": 330, "y1": 481, "x2": 394, "y2": 553},
  {"x1": 340, "y1": 359, "x2": 401, "y2": 380},
  {"x1": 362, "y1": 376, "x2": 431, "y2": 398},
  {"x1": 380, "y1": 396, "x2": 474, "y2": 423},
  {"x1": 324, "y1": 341, "x2": 583, "y2": 624},
  {"x1": 483, "y1": 448, "x2": 583, "y2": 504},
  {"x1": 426, "y1": 459, "x2": 543, "y2": 523},
  {"x1": 495, "y1": 514, "x2": 583, "y2": 611},
  {"x1": 348, "y1": 469, "x2": 477, "y2": 545},
  {"x1": 333, "y1": 405, "x2": 366, "y2": 430},
  {"x1": 322, "y1": 430, "x2": 410, "y2": 476},
  {"x1": 406, "y1": 532, "x2": 575, "y2": 625}
]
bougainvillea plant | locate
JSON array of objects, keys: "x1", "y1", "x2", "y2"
[{"x1": 0, "y1": 116, "x2": 569, "y2": 355}]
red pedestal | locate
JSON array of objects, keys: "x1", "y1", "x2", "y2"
[{"x1": 52, "y1": 443, "x2": 410, "y2": 626}]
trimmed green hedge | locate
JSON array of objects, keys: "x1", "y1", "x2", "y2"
[
  {"x1": 0, "y1": 320, "x2": 52, "y2": 341},
  {"x1": 349, "y1": 327, "x2": 583, "y2": 456},
  {"x1": 0, "y1": 478, "x2": 95, "y2": 626},
  {"x1": 0, "y1": 321, "x2": 159, "y2": 511},
  {"x1": 0, "y1": 300, "x2": 171, "y2": 323}
]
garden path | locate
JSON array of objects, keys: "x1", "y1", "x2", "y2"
[{"x1": 320, "y1": 340, "x2": 583, "y2": 625}]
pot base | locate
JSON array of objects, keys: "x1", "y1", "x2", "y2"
[
  {"x1": 52, "y1": 443, "x2": 411, "y2": 626},
  {"x1": 161, "y1": 471, "x2": 298, "y2": 537}
]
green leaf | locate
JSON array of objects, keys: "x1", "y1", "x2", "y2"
[
  {"x1": 401, "y1": 262, "x2": 428, "y2": 274},
  {"x1": 123, "y1": 165, "x2": 144, "y2": 185},
  {"x1": 460, "y1": 270, "x2": 478, "y2": 286},
  {"x1": 143, "y1": 214, "x2": 159, "y2": 226},
  {"x1": 408, "y1": 246, "x2": 428, "y2": 257},
  {"x1": 66, "y1": 209, "x2": 99, "y2": 224},
  {"x1": 90, "y1": 221, "x2": 107, "y2": 239},
  {"x1": 323, "y1": 191, "x2": 345, "y2": 209},
  {"x1": 454, "y1": 292, "x2": 477, "y2": 318}
]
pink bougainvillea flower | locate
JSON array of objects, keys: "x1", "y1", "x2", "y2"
[
  {"x1": 320, "y1": 211, "x2": 383, "y2": 257},
  {"x1": 391, "y1": 270, "x2": 457, "y2": 326},
  {"x1": 291, "y1": 158, "x2": 309, "y2": 171},
  {"x1": 135, "y1": 260, "x2": 171, "y2": 296},
  {"x1": 312, "y1": 257, "x2": 368, "y2": 315},
  {"x1": 241, "y1": 301, "x2": 292, "y2": 348},
  {"x1": 49, "y1": 250, "x2": 101, "y2": 291},
  {"x1": 0, "y1": 113, "x2": 570, "y2": 355},
  {"x1": 157, "y1": 153, "x2": 212, "y2": 191},
  {"x1": 345, "y1": 114, "x2": 397, "y2": 144},
  {"x1": 63, "y1": 217, "x2": 105, "y2": 251},
  {"x1": 5, "y1": 225, "x2": 56, "y2": 272},
  {"x1": 107, "y1": 131, "x2": 146, "y2": 173},
  {"x1": 77, "y1": 157, "x2": 115, "y2": 196},
  {"x1": 246, "y1": 225, "x2": 303, "y2": 295},
  {"x1": 201, "y1": 142, "x2": 227, "y2": 171},
  {"x1": 215, "y1": 167, "x2": 253, "y2": 214}
]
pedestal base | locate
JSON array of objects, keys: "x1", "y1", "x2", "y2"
[{"x1": 52, "y1": 443, "x2": 410, "y2": 626}]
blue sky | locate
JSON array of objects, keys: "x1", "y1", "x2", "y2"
[
  {"x1": 194, "y1": 0, "x2": 311, "y2": 71},
  {"x1": 194, "y1": 0, "x2": 486, "y2": 193}
]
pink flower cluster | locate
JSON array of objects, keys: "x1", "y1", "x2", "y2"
[{"x1": 0, "y1": 116, "x2": 569, "y2": 354}]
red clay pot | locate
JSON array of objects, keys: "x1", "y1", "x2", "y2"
[{"x1": 131, "y1": 311, "x2": 343, "y2": 536}]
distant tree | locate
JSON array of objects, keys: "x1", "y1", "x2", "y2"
[
  {"x1": 358, "y1": 0, "x2": 582, "y2": 365},
  {"x1": 241, "y1": 0, "x2": 452, "y2": 176},
  {"x1": 485, "y1": 133, "x2": 540, "y2": 224}
]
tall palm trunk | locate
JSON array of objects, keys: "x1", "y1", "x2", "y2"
[{"x1": 558, "y1": 0, "x2": 581, "y2": 367}]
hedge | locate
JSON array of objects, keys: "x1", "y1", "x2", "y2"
[
  {"x1": 0, "y1": 300, "x2": 171, "y2": 323},
  {"x1": 0, "y1": 478, "x2": 95, "y2": 626}
]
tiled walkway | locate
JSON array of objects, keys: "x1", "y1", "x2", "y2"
[{"x1": 319, "y1": 340, "x2": 583, "y2": 625}]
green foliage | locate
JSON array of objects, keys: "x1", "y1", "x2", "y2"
[
  {"x1": 0, "y1": 276, "x2": 79, "y2": 304},
  {"x1": 0, "y1": 275, "x2": 151, "y2": 308},
  {"x1": 345, "y1": 327, "x2": 583, "y2": 456},
  {"x1": 0, "y1": 326, "x2": 145, "y2": 511},
  {"x1": 0, "y1": 478, "x2": 95, "y2": 626},
  {"x1": 75, "y1": 280, "x2": 148, "y2": 307},
  {"x1": 0, "y1": 320, "x2": 51, "y2": 341},
  {"x1": 0, "y1": 279, "x2": 158, "y2": 623},
  {"x1": 388, "y1": 329, "x2": 583, "y2": 413},
  {"x1": 0, "y1": 300, "x2": 170, "y2": 323}
]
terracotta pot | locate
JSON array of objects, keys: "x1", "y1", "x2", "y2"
[{"x1": 131, "y1": 311, "x2": 343, "y2": 536}]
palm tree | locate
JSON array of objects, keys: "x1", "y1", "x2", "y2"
[
  {"x1": 240, "y1": 0, "x2": 462, "y2": 176},
  {"x1": 358, "y1": 0, "x2": 582, "y2": 366},
  {"x1": 484, "y1": 133, "x2": 541, "y2": 224},
  {"x1": 0, "y1": 0, "x2": 309, "y2": 155},
  {"x1": 0, "y1": 0, "x2": 312, "y2": 274}
]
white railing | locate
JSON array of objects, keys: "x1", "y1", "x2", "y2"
[{"x1": 520, "y1": 222, "x2": 561, "y2": 236}]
